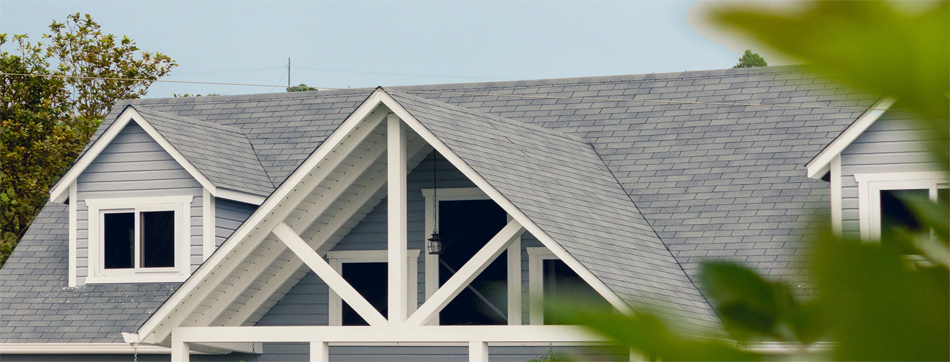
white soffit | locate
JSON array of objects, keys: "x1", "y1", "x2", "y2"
[{"x1": 806, "y1": 97, "x2": 896, "y2": 179}]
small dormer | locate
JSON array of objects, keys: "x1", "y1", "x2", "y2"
[
  {"x1": 807, "y1": 99, "x2": 949, "y2": 241},
  {"x1": 49, "y1": 106, "x2": 273, "y2": 286}
]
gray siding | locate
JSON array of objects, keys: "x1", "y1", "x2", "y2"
[
  {"x1": 215, "y1": 198, "x2": 257, "y2": 247},
  {"x1": 839, "y1": 111, "x2": 944, "y2": 238},
  {"x1": 75, "y1": 122, "x2": 205, "y2": 284}
]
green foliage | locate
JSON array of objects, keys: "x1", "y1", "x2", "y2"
[
  {"x1": 0, "y1": 14, "x2": 175, "y2": 267},
  {"x1": 557, "y1": 1, "x2": 949, "y2": 361},
  {"x1": 287, "y1": 83, "x2": 318, "y2": 92},
  {"x1": 733, "y1": 50, "x2": 767, "y2": 68}
]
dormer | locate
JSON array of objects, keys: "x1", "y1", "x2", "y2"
[
  {"x1": 807, "y1": 98, "x2": 949, "y2": 240},
  {"x1": 49, "y1": 106, "x2": 274, "y2": 286}
]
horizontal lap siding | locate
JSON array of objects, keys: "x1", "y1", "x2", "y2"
[
  {"x1": 75, "y1": 123, "x2": 204, "y2": 284},
  {"x1": 215, "y1": 199, "x2": 257, "y2": 247},
  {"x1": 839, "y1": 113, "x2": 944, "y2": 239}
]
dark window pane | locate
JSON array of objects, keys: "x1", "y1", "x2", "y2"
[
  {"x1": 880, "y1": 189, "x2": 928, "y2": 248},
  {"x1": 543, "y1": 259, "x2": 612, "y2": 325},
  {"x1": 939, "y1": 188, "x2": 949, "y2": 207},
  {"x1": 438, "y1": 200, "x2": 508, "y2": 325},
  {"x1": 341, "y1": 262, "x2": 387, "y2": 326},
  {"x1": 141, "y1": 211, "x2": 175, "y2": 268},
  {"x1": 103, "y1": 213, "x2": 134, "y2": 269}
]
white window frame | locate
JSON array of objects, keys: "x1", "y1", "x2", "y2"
[
  {"x1": 855, "y1": 171, "x2": 949, "y2": 241},
  {"x1": 527, "y1": 247, "x2": 558, "y2": 325},
  {"x1": 85, "y1": 196, "x2": 193, "y2": 284},
  {"x1": 421, "y1": 187, "x2": 523, "y2": 326},
  {"x1": 327, "y1": 249, "x2": 419, "y2": 326}
]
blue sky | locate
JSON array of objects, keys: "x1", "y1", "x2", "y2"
[{"x1": 1, "y1": 1, "x2": 749, "y2": 98}]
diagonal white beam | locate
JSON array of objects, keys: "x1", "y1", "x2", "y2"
[
  {"x1": 142, "y1": 107, "x2": 387, "y2": 343},
  {"x1": 222, "y1": 138, "x2": 430, "y2": 326},
  {"x1": 272, "y1": 222, "x2": 388, "y2": 327},
  {"x1": 406, "y1": 219, "x2": 525, "y2": 326},
  {"x1": 192, "y1": 137, "x2": 387, "y2": 327},
  {"x1": 387, "y1": 114, "x2": 409, "y2": 325}
]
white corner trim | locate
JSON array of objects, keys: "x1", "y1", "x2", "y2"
[
  {"x1": 135, "y1": 91, "x2": 386, "y2": 344},
  {"x1": 68, "y1": 181, "x2": 78, "y2": 288},
  {"x1": 806, "y1": 97, "x2": 896, "y2": 179},
  {"x1": 830, "y1": 155, "x2": 842, "y2": 235},
  {"x1": 214, "y1": 187, "x2": 266, "y2": 205},
  {"x1": 49, "y1": 107, "x2": 216, "y2": 203},
  {"x1": 84, "y1": 195, "x2": 193, "y2": 284},
  {"x1": 378, "y1": 90, "x2": 632, "y2": 315},
  {"x1": 0, "y1": 343, "x2": 173, "y2": 354},
  {"x1": 855, "y1": 171, "x2": 949, "y2": 240},
  {"x1": 202, "y1": 189, "x2": 215, "y2": 261}
]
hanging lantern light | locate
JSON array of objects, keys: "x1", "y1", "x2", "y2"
[{"x1": 428, "y1": 150, "x2": 444, "y2": 255}]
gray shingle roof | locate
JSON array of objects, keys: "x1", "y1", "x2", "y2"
[
  {"x1": 390, "y1": 91, "x2": 717, "y2": 327},
  {"x1": 133, "y1": 106, "x2": 275, "y2": 196},
  {"x1": 2, "y1": 66, "x2": 877, "y2": 343}
]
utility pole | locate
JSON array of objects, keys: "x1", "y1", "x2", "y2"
[{"x1": 287, "y1": 58, "x2": 291, "y2": 89}]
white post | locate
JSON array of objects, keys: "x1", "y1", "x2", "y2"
[
  {"x1": 171, "y1": 340, "x2": 190, "y2": 362},
  {"x1": 469, "y1": 341, "x2": 489, "y2": 362},
  {"x1": 388, "y1": 113, "x2": 408, "y2": 325},
  {"x1": 202, "y1": 188, "x2": 216, "y2": 261},
  {"x1": 310, "y1": 341, "x2": 329, "y2": 362},
  {"x1": 68, "y1": 181, "x2": 77, "y2": 287},
  {"x1": 507, "y1": 214, "x2": 522, "y2": 325}
]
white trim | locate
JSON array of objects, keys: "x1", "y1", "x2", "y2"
[
  {"x1": 406, "y1": 220, "x2": 525, "y2": 326},
  {"x1": 527, "y1": 247, "x2": 558, "y2": 325},
  {"x1": 68, "y1": 181, "x2": 77, "y2": 288},
  {"x1": 272, "y1": 222, "x2": 388, "y2": 326},
  {"x1": 310, "y1": 341, "x2": 329, "y2": 362},
  {"x1": 0, "y1": 343, "x2": 173, "y2": 354},
  {"x1": 172, "y1": 325, "x2": 607, "y2": 344},
  {"x1": 215, "y1": 188, "x2": 266, "y2": 205},
  {"x1": 50, "y1": 107, "x2": 215, "y2": 203},
  {"x1": 379, "y1": 90, "x2": 633, "y2": 315},
  {"x1": 136, "y1": 94, "x2": 387, "y2": 343},
  {"x1": 387, "y1": 114, "x2": 409, "y2": 325},
  {"x1": 830, "y1": 155, "x2": 842, "y2": 235},
  {"x1": 202, "y1": 189, "x2": 215, "y2": 261},
  {"x1": 855, "y1": 171, "x2": 949, "y2": 240},
  {"x1": 470, "y1": 341, "x2": 488, "y2": 362},
  {"x1": 806, "y1": 97, "x2": 896, "y2": 179},
  {"x1": 84, "y1": 195, "x2": 193, "y2": 284},
  {"x1": 327, "y1": 249, "x2": 421, "y2": 326}
]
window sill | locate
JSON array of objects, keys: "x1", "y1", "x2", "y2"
[{"x1": 84, "y1": 272, "x2": 189, "y2": 284}]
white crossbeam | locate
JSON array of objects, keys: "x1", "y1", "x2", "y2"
[
  {"x1": 272, "y1": 223, "x2": 388, "y2": 327},
  {"x1": 173, "y1": 325, "x2": 606, "y2": 344},
  {"x1": 222, "y1": 137, "x2": 430, "y2": 326},
  {"x1": 406, "y1": 220, "x2": 525, "y2": 326},
  {"x1": 387, "y1": 114, "x2": 409, "y2": 325}
]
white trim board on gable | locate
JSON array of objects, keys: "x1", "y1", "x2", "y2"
[
  {"x1": 48, "y1": 106, "x2": 265, "y2": 205},
  {"x1": 133, "y1": 89, "x2": 632, "y2": 348},
  {"x1": 806, "y1": 97, "x2": 896, "y2": 179}
]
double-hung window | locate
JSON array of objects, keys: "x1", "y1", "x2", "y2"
[{"x1": 86, "y1": 196, "x2": 192, "y2": 283}]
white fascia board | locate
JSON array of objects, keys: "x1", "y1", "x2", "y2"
[
  {"x1": 0, "y1": 343, "x2": 173, "y2": 354},
  {"x1": 805, "y1": 97, "x2": 896, "y2": 179},
  {"x1": 49, "y1": 106, "x2": 218, "y2": 203},
  {"x1": 135, "y1": 90, "x2": 386, "y2": 342},
  {"x1": 377, "y1": 90, "x2": 633, "y2": 315},
  {"x1": 173, "y1": 325, "x2": 607, "y2": 344},
  {"x1": 213, "y1": 187, "x2": 267, "y2": 205}
]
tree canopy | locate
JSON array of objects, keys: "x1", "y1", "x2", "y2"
[
  {"x1": 0, "y1": 13, "x2": 176, "y2": 266},
  {"x1": 733, "y1": 49, "x2": 768, "y2": 68}
]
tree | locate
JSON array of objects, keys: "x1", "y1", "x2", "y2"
[
  {"x1": 733, "y1": 50, "x2": 768, "y2": 68},
  {"x1": 0, "y1": 14, "x2": 176, "y2": 267},
  {"x1": 287, "y1": 83, "x2": 318, "y2": 92},
  {"x1": 558, "y1": 1, "x2": 948, "y2": 361}
]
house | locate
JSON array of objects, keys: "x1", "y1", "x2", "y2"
[{"x1": 1, "y1": 66, "x2": 944, "y2": 361}]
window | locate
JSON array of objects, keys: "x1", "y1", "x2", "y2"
[
  {"x1": 856, "y1": 172, "x2": 949, "y2": 241},
  {"x1": 527, "y1": 248, "x2": 612, "y2": 325},
  {"x1": 86, "y1": 196, "x2": 192, "y2": 283},
  {"x1": 326, "y1": 250, "x2": 419, "y2": 326}
]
